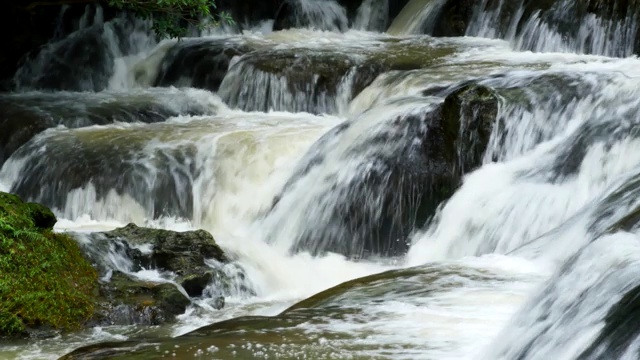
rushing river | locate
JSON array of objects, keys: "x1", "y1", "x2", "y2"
[{"x1": 2, "y1": 0, "x2": 640, "y2": 359}]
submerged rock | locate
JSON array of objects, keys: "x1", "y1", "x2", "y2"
[{"x1": 266, "y1": 84, "x2": 499, "y2": 258}]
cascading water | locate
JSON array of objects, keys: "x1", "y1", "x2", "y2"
[
  {"x1": 4, "y1": 1, "x2": 640, "y2": 359},
  {"x1": 390, "y1": 0, "x2": 640, "y2": 57}
]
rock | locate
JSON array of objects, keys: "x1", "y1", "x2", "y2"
[
  {"x1": 0, "y1": 192, "x2": 57, "y2": 230},
  {"x1": 99, "y1": 224, "x2": 229, "y2": 298},
  {"x1": 153, "y1": 38, "x2": 251, "y2": 91},
  {"x1": 269, "y1": 84, "x2": 499, "y2": 258},
  {"x1": 219, "y1": 48, "x2": 362, "y2": 113},
  {"x1": 25, "y1": 202, "x2": 57, "y2": 229},
  {"x1": 0, "y1": 90, "x2": 216, "y2": 166},
  {"x1": 219, "y1": 39, "x2": 456, "y2": 113},
  {"x1": 431, "y1": 0, "x2": 477, "y2": 36},
  {"x1": 94, "y1": 271, "x2": 191, "y2": 326},
  {"x1": 75, "y1": 224, "x2": 245, "y2": 326},
  {"x1": 441, "y1": 84, "x2": 499, "y2": 170},
  {"x1": 0, "y1": 192, "x2": 98, "y2": 338}
]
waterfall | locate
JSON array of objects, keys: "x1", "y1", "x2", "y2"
[
  {"x1": 13, "y1": 5, "x2": 157, "y2": 92},
  {"x1": 273, "y1": 0, "x2": 349, "y2": 32},
  {"x1": 5, "y1": 1, "x2": 640, "y2": 359},
  {"x1": 390, "y1": 0, "x2": 640, "y2": 57},
  {"x1": 386, "y1": 0, "x2": 448, "y2": 35}
]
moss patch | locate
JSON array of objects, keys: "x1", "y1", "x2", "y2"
[{"x1": 0, "y1": 192, "x2": 97, "y2": 337}]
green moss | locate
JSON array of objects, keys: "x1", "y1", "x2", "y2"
[{"x1": 0, "y1": 192, "x2": 98, "y2": 337}]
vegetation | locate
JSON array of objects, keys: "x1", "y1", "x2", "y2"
[
  {"x1": 0, "y1": 192, "x2": 97, "y2": 336},
  {"x1": 107, "y1": 0, "x2": 234, "y2": 38}
]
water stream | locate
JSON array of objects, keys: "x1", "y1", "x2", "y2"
[{"x1": 2, "y1": 1, "x2": 640, "y2": 359}]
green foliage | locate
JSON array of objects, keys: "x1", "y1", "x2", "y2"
[
  {"x1": 107, "y1": 0, "x2": 234, "y2": 38},
  {"x1": 0, "y1": 192, "x2": 97, "y2": 336}
]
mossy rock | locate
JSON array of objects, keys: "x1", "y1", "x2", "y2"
[{"x1": 0, "y1": 192, "x2": 98, "y2": 337}]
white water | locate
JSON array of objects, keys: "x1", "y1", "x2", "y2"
[
  {"x1": 3, "y1": 2, "x2": 640, "y2": 360},
  {"x1": 391, "y1": 0, "x2": 640, "y2": 57}
]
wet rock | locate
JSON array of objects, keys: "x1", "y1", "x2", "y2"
[
  {"x1": 441, "y1": 84, "x2": 499, "y2": 170},
  {"x1": 0, "y1": 90, "x2": 217, "y2": 166},
  {"x1": 100, "y1": 224, "x2": 228, "y2": 298},
  {"x1": 219, "y1": 39, "x2": 455, "y2": 113},
  {"x1": 270, "y1": 84, "x2": 499, "y2": 258},
  {"x1": 78, "y1": 224, "x2": 236, "y2": 326},
  {"x1": 6, "y1": 122, "x2": 203, "y2": 221},
  {"x1": 94, "y1": 271, "x2": 191, "y2": 326},
  {"x1": 153, "y1": 38, "x2": 251, "y2": 91},
  {"x1": 219, "y1": 49, "x2": 362, "y2": 113},
  {"x1": 431, "y1": 0, "x2": 477, "y2": 36},
  {"x1": 427, "y1": 0, "x2": 640, "y2": 56},
  {"x1": 13, "y1": 11, "x2": 148, "y2": 92}
]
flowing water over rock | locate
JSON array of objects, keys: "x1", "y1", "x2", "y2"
[{"x1": 3, "y1": 1, "x2": 640, "y2": 359}]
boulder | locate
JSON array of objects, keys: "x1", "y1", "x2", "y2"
[
  {"x1": 97, "y1": 224, "x2": 229, "y2": 298},
  {"x1": 267, "y1": 84, "x2": 499, "y2": 258},
  {"x1": 76, "y1": 224, "x2": 240, "y2": 326},
  {"x1": 0, "y1": 192, "x2": 98, "y2": 338}
]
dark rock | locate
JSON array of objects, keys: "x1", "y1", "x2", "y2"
[
  {"x1": 219, "y1": 40, "x2": 455, "y2": 113},
  {"x1": 14, "y1": 23, "x2": 115, "y2": 92},
  {"x1": 0, "y1": 192, "x2": 57, "y2": 230},
  {"x1": 432, "y1": 0, "x2": 477, "y2": 37},
  {"x1": 220, "y1": 48, "x2": 362, "y2": 113},
  {"x1": 100, "y1": 224, "x2": 228, "y2": 298},
  {"x1": 94, "y1": 271, "x2": 191, "y2": 326},
  {"x1": 153, "y1": 38, "x2": 250, "y2": 91},
  {"x1": 0, "y1": 90, "x2": 214, "y2": 166},
  {"x1": 7, "y1": 123, "x2": 197, "y2": 220},
  {"x1": 12, "y1": 8, "x2": 147, "y2": 93},
  {"x1": 0, "y1": 2, "x2": 118, "y2": 89},
  {"x1": 442, "y1": 84, "x2": 499, "y2": 171},
  {"x1": 213, "y1": 296, "x2": 226, "y2": 310},
  {"x1": 270, "y1": 84, "x2": 499, "y2": 258}
]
